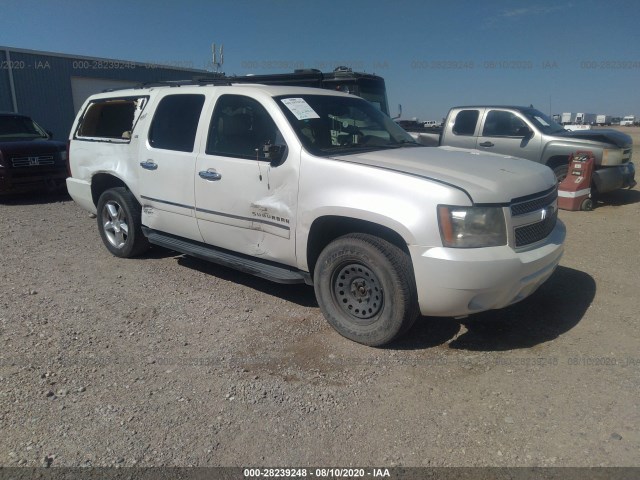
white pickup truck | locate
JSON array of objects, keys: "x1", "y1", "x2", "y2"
[{"x1": 66, "y1": 82, "x2": 565, "y2": 346}]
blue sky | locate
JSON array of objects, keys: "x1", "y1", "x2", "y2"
[{"x1": 2, "y1": 0, "x2": 639, "y2": 120}]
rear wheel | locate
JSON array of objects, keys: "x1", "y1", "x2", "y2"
[
  {"x1": 313, "y1": 233, "x2": 419, "y2": 346},
  {"x1": 96, "y1": 187, "x2": 149, "y2": 258}
]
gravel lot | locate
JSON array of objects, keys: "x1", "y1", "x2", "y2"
[{"x1": 1, "y1": 178, "x2": 639, "y2": 469}]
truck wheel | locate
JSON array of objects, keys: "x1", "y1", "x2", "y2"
[
  {"x1": 313, "y1": 233, "x2": 419, "y2": 346},
  {"x1": 551, "y1": 163, "x2": 569, "y2": 183},
  {"x1": 96, "y1": 187, "x2": 149, "y2": 258}
]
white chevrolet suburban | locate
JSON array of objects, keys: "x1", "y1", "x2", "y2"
[{"x1": 67, "y1": 81, "x2": 565, "y2": 346}]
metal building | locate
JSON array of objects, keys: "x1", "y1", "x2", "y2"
[{"x1": 1, "y1": 46, "x2": 208, "y2": 140}]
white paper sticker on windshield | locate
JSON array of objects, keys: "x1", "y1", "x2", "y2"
[
  {"x1": 281, "y1": 98, "x2": 320, "y2": 120},
  {"x1": 534, "y1": 116, "x2": 550, "y2": 127}
]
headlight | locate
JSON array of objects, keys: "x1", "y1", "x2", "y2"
[
  {"x1": 601, "y1": 148, "x2": 623, "y2": 166},
  {"x1": 438, "y1": 205, "x2": 507, "y2": 248}
]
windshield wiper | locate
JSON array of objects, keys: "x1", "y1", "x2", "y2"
[{"x1": 377, "y1": 140, "x2": 421, "y2": 148}]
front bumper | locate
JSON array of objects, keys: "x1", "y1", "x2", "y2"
[
  {"x1": 0, "y1": 167, "x2": 68, "y2": 194},
  {"x1": 593, "y1": 162, "x2": 636, "y2": 193},
  {"x1": 409, "y1": 220, "x2": 566, "y2": 317}
]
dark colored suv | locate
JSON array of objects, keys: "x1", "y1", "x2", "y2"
[{"x1": 0, "y1": 113, "x2": 68, "y2": 194}]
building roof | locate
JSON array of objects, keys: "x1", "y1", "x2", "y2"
[{"x1": 0, "y1": 45, "x2": 208, "y2": 74}]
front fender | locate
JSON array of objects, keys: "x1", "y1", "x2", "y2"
[
  {"x1": 542, "y1": 139, "x2": 604, "y2": 165},
  {"x1": 295, "y1": 154, "x2": 470, "y2": 271}
]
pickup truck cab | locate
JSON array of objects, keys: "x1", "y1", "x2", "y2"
[
  {"x1": 67, "y1": 83, "x2": 565, "y2": 346},
  {"x1": 414, "y1": 106, "x2": 635, "y2": 195}
]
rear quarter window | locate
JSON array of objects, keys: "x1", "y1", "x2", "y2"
[
  {"x1": 76, "y1": 97, "x2": 148, "y2": 142},
  {"x1": 452, "y1": 110, "x2": 479, "y2": 136}
]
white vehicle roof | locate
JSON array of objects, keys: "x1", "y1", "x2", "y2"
[{"x1": 85, "y1": 83, "x2": 355, "y2": 101}]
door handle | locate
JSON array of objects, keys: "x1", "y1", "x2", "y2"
[
  {"x1": 199, "y1": 170, "x2": 222, "y2": 181},
  {"x1": 140, "y1": 160, "x2": 158, "y2": 170},
  {"x1": 479, "y1": 141, "x2": 494, "y2": 147}
]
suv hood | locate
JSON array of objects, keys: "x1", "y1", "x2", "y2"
[
  {"x1": 0, "y1": 138, "x2": 67, "y2": 155},
  {"x1": 331, "y1": 146, "x2": 556, "y2": 204},
  {"x1": 555, "y1": 129, "x2": 632, "y2": 148}
]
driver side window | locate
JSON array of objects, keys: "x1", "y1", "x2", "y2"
[
  {"x1": 483, "y1": 110, "x2": 527, "y2": 137},
  {"x1": 207, "y1": 95, "x2": 285, "y2": 160}
]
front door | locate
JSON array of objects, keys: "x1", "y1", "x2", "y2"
[
  {"x1": 194, "y1": 93, "x2": 298, "y2": 265},
  {"x1": 477, "y1": 109, "x2": 541, "y2": 162}
]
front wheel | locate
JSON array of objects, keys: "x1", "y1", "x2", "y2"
[
  {"x1": 96, "y1": 187, "x2": 149, "y2": 258},
  {"x1": 552, "y1": 162, "x2": 569, "y2": 184},
  {"x1": 313, "y1": 234, "x2": 419, "y2": 346}
]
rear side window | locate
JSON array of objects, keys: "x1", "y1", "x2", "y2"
[
  {"x1": 77, "y1": 97, "x2": 147, "y2": 141},
  {"x1": 148, "y1": 94, "x2": 205, "y2": 152},
  {"x1": 452, "y1": 110, "x2": 479, "y2": 136}
]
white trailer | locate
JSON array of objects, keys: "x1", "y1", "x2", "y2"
[
  {"x1": 620, "y1": 115, "x2": 636, "y2": 126},
  {"x1": 575, "y1": 113, "x2": 596, "y2": 125},
  {"x1": 560, "y1": 112, "x2": 575, "y2": 124},
  {"x1": 563, "y1": 124, "x2": 592, "y2": 131},
  {"x1": 596, "y1": 114, "x2": 612, "y2": 126}
]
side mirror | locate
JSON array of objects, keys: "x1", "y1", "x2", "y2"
[
  {"x1": 263, "y1": 142, "x2": 287, "y2": 167},
  {"x1": 392, "y1": 104, "x2": 402, "y2": 120},
  {"x1": 46, "y1": 130, "x2": 54, "y2": 138},
  {"x1": 516, "y1": 126, "x2": 533, "y2": 138}
]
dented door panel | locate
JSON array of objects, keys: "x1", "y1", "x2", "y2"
[{"x1": 194, "y1": 153, "x2": 299, "y2": 264}]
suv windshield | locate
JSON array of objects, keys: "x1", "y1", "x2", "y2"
[
  {"x1": 276, "y1": 94, "x2": 419, "y2": 156},
  {"x1": 0, "y1": 115, "x2": 49, "y2": 140},
  {"x1": 521, "y1": 108, "x2": 566, "y2": 135}
]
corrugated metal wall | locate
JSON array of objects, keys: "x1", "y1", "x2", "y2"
[
  {"x1": 0, "y1": 47, "x2": 208, "y2": 140},
  {"x1": 0, "y1": 51, "x2": 15, "y2": 112}
]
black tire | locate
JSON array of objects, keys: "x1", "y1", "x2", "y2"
[
  {"x1": 96, "y1": 187, "x2": 149, "y2": 258},
  {"x1": 313, "y1": 233, "x2": 419, "y2": 346},
  {"x1": 581, "y1": 198, "x2": 594, "y2": 211},
  {"x1": 551, "y1": 162, "x2": 569, "y2": 184}
]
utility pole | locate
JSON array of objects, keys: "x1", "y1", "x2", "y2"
[{"x1": 212, "y1": 43, "x2": 224, "y2": 73}]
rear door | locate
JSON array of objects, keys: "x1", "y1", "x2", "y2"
[
  {"x1": 442, "y1": 108, "x2": 483, "y2": 149},
  {"x1": 138, "y1": 93, "x2": 207, "y2": 241},
  {"x1": 477, "y1": 109, "x2": 541, "y2": 161}
]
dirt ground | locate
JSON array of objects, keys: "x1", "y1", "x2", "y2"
[{"x1": 1, "y1": 178, "x2": 639, "y2": 469}]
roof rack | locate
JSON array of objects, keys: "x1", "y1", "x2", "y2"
[
  {"x1": 191, "y1": 75, "x2": 231, "y2": 85},
  {"x1": 136, "y1": 78, "x2": 232, "y2": 88},
  {"x1": 100, "y1": 77, "x2": 234, "y2": 93}
]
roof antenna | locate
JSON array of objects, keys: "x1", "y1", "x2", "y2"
[{"x1": 212, "y1": 43, "x2": 224, "y2": 73}]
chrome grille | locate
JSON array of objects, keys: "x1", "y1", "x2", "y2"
[
  {"x1": 510, "y1": 186, "x2": 558, "y2": 248},
  {"x1": 11, "y1": 155, "x2": 55, "y2": 167},
  {"x1": 515, "y1": 208, "x2": 558, "y2": 247},
  {"x1": 511, "y1": 187, "x2": 558, "y2": 216}
]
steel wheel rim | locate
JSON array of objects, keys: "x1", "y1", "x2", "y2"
[
  {"x1": 102, "y1": 200, "x2": 129, "y2": 249},
  {"x1": 332, "y1": 262, "x2": 383, "y2": 321}
]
